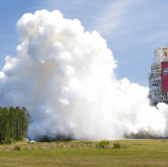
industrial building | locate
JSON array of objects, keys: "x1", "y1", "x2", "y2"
[{"x1": 148, "y1": 47, "x2": 168, "y2": 105}]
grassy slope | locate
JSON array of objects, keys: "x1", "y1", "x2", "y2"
[{"x1": 0, "y1": 140, "x2": 168, "y2": 166}]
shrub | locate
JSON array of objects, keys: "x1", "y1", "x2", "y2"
[
  {"x1": 30, "y1": 141, "x2": 35, "y2": 144},
  {"x1": 27, "y1": 141, "x2": 35, "y2": 144},
  {"x1": 14, "y1": 145, "x2": 21, "y2": 151},
  {"x1": 113, "y1": 142, "x2": 121, "y2": 149},
  {"x1": 0, "y1": 138, "x2": 11, "y2": 144},
  {"x1": 71, "y1": 144, "x2": 74, "y2": 148},
  {"x1": 89, "y1": 144, "x2": 93, "y2": 149},
  {"x1": 23, "y1": 147, "x2": 29, "y2": 151},
  {"x1": 56, "y1": 140, "x2": 61, "y2": 145},
  {"x1": 96, "y1": 140, "x2": 109, "y2": 148},
  {"x1": 19, "y1": 135, "x2": 24, "y2": 141},
  {"x1": 5, "y1": 138, "x2": 11, "y2": 144}
]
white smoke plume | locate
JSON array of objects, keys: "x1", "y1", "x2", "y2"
[{"x1": 0, "y1": 10, "x2": 168, "y2": 141}]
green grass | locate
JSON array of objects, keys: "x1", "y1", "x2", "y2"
[{"x1": 0, "y1": 139, "x2": 168, "y2": 166}]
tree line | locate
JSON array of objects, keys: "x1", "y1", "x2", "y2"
[{"x1": 0, "y1": 106, "x2": 31, "y2": 144}]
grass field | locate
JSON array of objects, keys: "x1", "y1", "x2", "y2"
[{"x1": 1, "y1": 139, "x2": 168, "y2": 166}]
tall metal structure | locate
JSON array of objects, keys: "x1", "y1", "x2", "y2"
[{"x1": 148, "y1": 47, "x2": 168, "y2": 105}]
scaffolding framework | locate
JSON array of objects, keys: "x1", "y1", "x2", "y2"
[{"x1": 148, "y1": 47, "x2": 168, "y2": 105}]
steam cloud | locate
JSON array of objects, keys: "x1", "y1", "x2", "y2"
[{"x1": 0, "y1": 10, "x2": 168, "y2": 141}]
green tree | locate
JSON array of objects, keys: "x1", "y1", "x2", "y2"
[{"x1": 0, "y1": 106, "x2": 31, "y2": 144}]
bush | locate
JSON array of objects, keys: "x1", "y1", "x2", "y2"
[
  {"x1": 89, "y1": 144, "x2": 93, "y2": 149},
  {"x1": 113, "y1": 142, "x2": 121, "y2": 149},
  {"x1": 27, "y1": 141, "x2": 35, "y2": 144},
  {"x1": 96, "y1": 140, "x2": 109, "y2": 148},
  {"x1": 18, "y1": 135, "x2": 24, "y2": 141},
  {"x1": 71, "y1": 144, "x2": 74, "y2": 148},
  {"x1": 23, "y1": 147, "x2": 29, "y2": 151},
  {"x1": 14, "y1": 145, "x2": 21, "y2": 151},
  {"x1": 56, "y1": 140, "x2": 61, "y2": 145},
  {"x1": 5, "y1": 138, "x2": 11, "y2": 144}
]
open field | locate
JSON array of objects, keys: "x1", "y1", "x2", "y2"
[{"x1": 1, "y1": 139, "x2": 168, "y2": 166}]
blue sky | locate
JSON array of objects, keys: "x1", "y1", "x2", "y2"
[{"x1": 1, "y1": 0, "x2": 168, "y2": 86}]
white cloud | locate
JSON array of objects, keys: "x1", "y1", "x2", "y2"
[
  {"x1": 42, "y1": 0, "x2": 168, "y2": 47},
  {"x1": 36, "y1": 0, "x2": 168, "y2": 87},
  {"x1": 93, "y1": 0, "x2": 140, "y2": 34}
]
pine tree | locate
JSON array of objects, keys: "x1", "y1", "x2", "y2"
[{"x1": 0, "y1": 106, "x2": 31, "y2": 144}]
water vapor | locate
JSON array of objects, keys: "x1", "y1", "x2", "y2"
[{"x1": 0, "y1": 10, "x2": 168, "y2": 141}]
